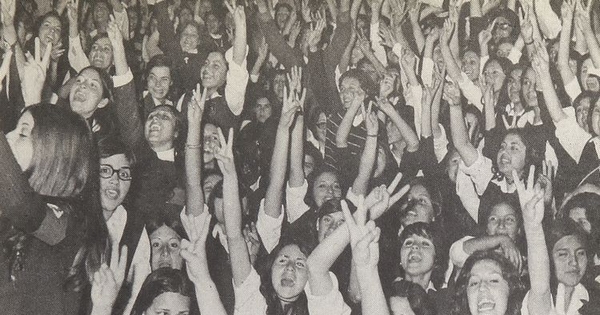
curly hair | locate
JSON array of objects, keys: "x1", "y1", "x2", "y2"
[{"x1": 451, "y1": 250, "x2": 525, "y2": 315}]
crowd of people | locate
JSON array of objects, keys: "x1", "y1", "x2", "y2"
[{"x1": 1, "y1": 0, "x2": 600, "y2": 314}]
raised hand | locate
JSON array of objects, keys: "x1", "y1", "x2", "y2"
[
  {"x1": 443, "y1": 80, "x2": 461, "y2": 106},
  {"x1": 90, "y1": 245, "x2": 128, "y2": 313},
  {"x1": 499, "y1": 236, "x2": 522, "y2": 273},
  {"x1": 364, "y1": 172, "x2": 410, "y2": 220},
  {"x1": 287, "y1": 66, "x2": 303, "y2": 96},
  {"x1": 514, "y1": 166, "x2": 545, "y2": 228},
  {"x1": 188, "y1": 84, "x2": 207, "y2": 126},
  {"x1": 67, "y1": 0, "x2": 79, "y2": 27},
  {"x1": 306, "y1": 12, "x2": 326, "y2": 51},
  {"x1": 378, "y1": 23, "x2": 397, "y2": 48},
  {"x1": 441, "y1": 18, "x2": 455, "y2": 43},
  {"x1": 0, "y1": 49, "x2": 13, "y2": 92},
  {"x1": 479, "y1": 19, "x2": 495, "y2": 49},
  {"x1": 243, "y1": 222, "x2": 261, "y2": 264},
  {"x1": 214, "y1": 128, "x2": 236, "y2": 177},
  {"x1": 225, "y1": 0, "x2": 246, "y2": 27},
  {"x1": 502, "y1": 114, "x2": 518, "y2": 130},
  {"x1": 561, "y1": 0, "x2": 575, "y2": 21},
  {"x1": 180, "y1": 213, "x2": 212, "y2": 284},
  {"x1": 530, "y1": 40, "x2": 550, "y2": 76},
  {"x1": 22, "y1": 38, "x2": 52, "y2": 106},
  {"x1": 0, "y1": 0, "x2": 16, "y2": 26},
  {"x1": 537, "y1": 160, "x2": 555, "y2": 205},
  {"x1": 379, "y1": 72, "x2": 396, "y2": 98},
  {"x1": 519, "y1": 6, "x2": 533, "y2": 43},
  {"x1": 107, "y1": 15, "x2": 124, "y2": 46},
  {"x1": 363, "y1": 101, "x2": 379, "y2": 135},
  {"x1": 301, "y1": 0, "x2": 312, "y2": 22},
  {"x1": 341, "y1": 198, "x2": 381, "y2": 268}
]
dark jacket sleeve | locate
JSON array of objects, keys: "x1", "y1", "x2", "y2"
[
  {"x1": 0, "y1": 132, "x2": 46, "y2": 232},
  {"x1": 155, "y1": 1, "x2": 185, "y2": 67},
  {"x1": 256, "y1": 11, "x2": 304, "y2": 69},
  {"x1": 323, "y1": 10, "x2": 352, "y2": 71},
  {"x1": 112, "y1": 78, "x2": 148, "y2": 156}
]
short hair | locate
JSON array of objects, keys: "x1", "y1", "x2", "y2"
[
  {"x1": 451, "y1": 250, "x2": 525, "y2": 315},
  {"x1": 35, "y1": 11, "x2": 62, "y2": 36},
  {"x1": 26, "y1": 104, "x2": 94, "y2": 197},
  {"x1": 130, "y1": 268, "x2": 195, "y2": 315},
  {"x1": 145, "y1": 204, "x2": 188, "y2": 240},
  {"x1": 97, "y1": 135, "x2": 136, "y2": 166},
  {"x1": 78, "y1": 66, "x2": 114, "y2": 102},
  {"x1": 398, "y1": 222, "x2": 447, "y2": 289},
  {"x1": 338, "y1": 68, "x2": 377, "y2": 98},
  {"x1": 145, "y1": 54, "x2": 173, "y2": 82}
]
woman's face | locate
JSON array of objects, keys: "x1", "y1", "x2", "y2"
[
  {"x1": 99, "y1": 153, "x2": 132, "y2": 213},
  {"x1": 581, "y1": 58, "x2": 600, "y2": 92},
  {"x1": 275, "y1": 6, "x2": 291, "y2": 29},
  {"x1": 6, "y1": 111, "x2": 34, "y2": 171},
  {"x1": 521, "y1": 68, "x2": 538, "y2": 106},
  {"x1": 180, "y1": 24, "x2": 200, "y2": 53},
  {"x1": 507, "y1": 68, "x2": 523, "y2": 104},
  {"x1": 400, "y1": 185, "x2": 435, "y2": 227},
  {"x1": 484, "y1": 60, "x2": 506, "y2": 92},
  {"x1": 206, "y1": 13, "x2": 221, "y2": 35},
  {"x1": 400, "y1": 233, "x2": 436, "y2": 278},
  {"x1": 89, "y1": 37, "x2": 114, "y2": 70},
  {"x1": 552, "y1": 235, "x2": 587, "y2": 287},
  {"x1": 145, "y1": 108, "x2": 178, "y2": 150},
  {"x1": 340, "y1": 77, "x2": 365, "y2": 109},
  {"x1": 254, "y1": 97, "x2": 272, "y2": 123},
  {"x1": 590, "y1": 99, "x2": 600, "y2": 135},
  {"x1": 493, "y1": 16, "x2": 513, "y2": 40},
  {"x1": 569, "y1": 207, "x2": 592, "y2": 233},
  {"x1": 38, "y1": 15, "x2": 62, "y2": 46},
  {"x1": 179, "y1": 7, "x2": 194, "y2": 27},
  {"x1": 496, "y1": 133, "x2": 527, "y2": 178},
  {"x1": 272, "y1": 73, "x2": 287, "y2": 100},
  {"x1": 69, "y1": 68, "x2": 108, "y2": 119},
  {"x1": 201, "y1": 52, "x2": 227, "y2": 89},
  {"x1": 271, "y1": 244, "x2": 309, "y2": 301},
  {"x1": 575, "y1": 97, "x2": 591, "y2": 132},
  {"x1": 203, "y1": 123, "x2": 220, "y2": 162},
  {"x1": 317, "y1": 211, "x2": 346, "y2": 242},
  {"x1": 487, "y1": 203, "x2": 519, "y2": 241},
  {"x1": 150, "y1": 225, "x2": 183, "y2": 270},
  {"x1": 93, "y1": 2, "x2": 110, "y2": 25},
  {"x1": 147, "y1": 66, "x2": 173, "y2": 101},
  {"x1": 466, "y1": 259, "x2": 510, "y2": 315},
  {"x1": 145, "y1": 292, "x2": 190, "y2": 315},
  {"x1": 315, "y1": 112, "x2": 327, "y2": 143},
  {"x1": 312, "y1": 171, "x2": 342, "y2": 208},
  {"x1": 202, "y1": 173, "x2": 222, "y2": 200},
  {"x1": 462, "y1": 51, "x2": 480, "y2": 82}
]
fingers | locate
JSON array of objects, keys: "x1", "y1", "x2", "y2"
[
  {"x1": 227, "y1": 128, "x2": 234, "y2": 154},
  {"x1": 527, "y1": 165, "x2": 536, "y2": 191},
  {"x1": 387, "y1": 172, "x2": 403, "y2": 193},
  {"x1": 0, "y1": 49, "x2": 13, "y2": 82},
  {"x1": 390, "y1": 184, "x2": 410, "y2": 206},
  {"x1": 513, "y1": 169, "x2": 525, "y2": 194},
  {"x1": 34, "y1": 37, "x2": 41, "y2": 63}
]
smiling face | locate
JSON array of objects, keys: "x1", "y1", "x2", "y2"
[
  {"x1": 575, "y1": 97, "x2": 591, "y2": 132},
  {"x1": 552, "y1": 235, "x2": 588, "y2": 287},
  {"x1": 462, "y1": 51, "x2": 480, "y2": 82},
  {"x1": 38, "y1": 15, "x2": 62, "y2": 47},
  {"x1": 99, "y1": 154, "x2": 131, "y2": 213},
  {"x1": 89, "y1": 37, "x2": 113, "y2": 70},
  {"x1": 466, "y1": 259, "x2": 510, "y2": 315},
  {"x1": 69, "y1": 68, "x2": 109, "y2": 119},
  {"x1": 147, "y1": 66, "x2": 172, "y2": 101},
  {"x1": 496, "y1": 133, "x2": 527, "y2": 179},
  {"x1": 340, "y1": 77, "x2": 365, "y2": 109},
  {"x1": 6, "y1": 111, "x2": 35, "y2": 171},
  {"x1": 507, "y1": 68, "x2": 523, "y2": 104},
  {"x1": 201, "y1": 52, "x2": 227, "y2": 90},
  {"x1": 581, "y1": 58, "x2": 600, "y2": 92},
  {"x1": 145, "y1": 108, "x2": 178, "y2": 151},
  {"x1": 145, "y1": 292, "x2": 190, "y2": 315},
  {"x1": 180, "y1": 24, "x2": 200, "y2": 53},
  {"x1": 271, "y1": 244, "x2": 309, "y2": 302},
  {"x1": 400, "y1": 185, "x2": 435, "y2": 227},
  {"x1": 400, "y1": 234, "x2": 436, "y2": 278},
  {"x1": 317, "y1": 211, "x2": 346, "y2": 242},
  {"x1": 486, "y1": 203, "x2": 519, "y2": 241},
  {"x1": 311, "y1": 171, "x2": 342, "y2": 208},
  {"x1": 150, "y1": 225, "x2": 183, "y2": 270},
  {"x1": 315, "y1": 112, "x2": 327, "y2": 143}
]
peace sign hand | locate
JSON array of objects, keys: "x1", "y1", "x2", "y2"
[
  {"x1": 188, "y1": 84, "x2": 207, "y2": 127},
  {"x1": 180, "y1": 213, "x2": 212, "y2": 284},
  {"x1": 214, "y1": 128, "x2": 236, "y2": 177},
  {"x1": 90, "y1": 245, "x2": 128, "y2": 311},
  {"x1": 364, "y1": 172, "x2": 410, "y2": 221},
  {"x1": 342, "y1": 197, "x2": 381, "y2": 268},
  {"x1": 514, "y1": 166, "x2": 545, "y2": 229},
  {"x1": 21, "y1": 38, "x2": 52, "y2": 106}
]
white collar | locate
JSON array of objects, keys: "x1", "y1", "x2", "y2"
[
  {"x1": 156, "y1": 148, "x2": 175, "y2": 162},
  {"x1": 394, "y1": 276, "x2": 436, "y2": 292},
  {"x1": 106, "y1": 205, "x2": 128, "y2": 244},
  {"x1": 210, "y1": 33, "x2": 222, "y2": 40},
  {"x1": 143, "y1": 90, "x2": 173, "y2": 106},
  {"x1": 556, "y1": 283, "x2": 588, "y2": 315}
]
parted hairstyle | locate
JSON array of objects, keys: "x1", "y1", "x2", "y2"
[
  {"x1": 130, "y1": 267, "x2": 197, "y2": 315},
  {"x1": 451, "y1": 250, "x2": 525, "y2": 315},
  {"x1": 26, "y1": 104, "x2": 94, "y2": 197}
]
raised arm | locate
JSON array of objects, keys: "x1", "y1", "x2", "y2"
[
  {"x1": 180, "y1": 213, "x2": 227, "y2": 315},
  {"x1": 409, "y1": 3, "x2": 425, "y2": 53},
  {"x1": 574, "y1": 0, "x2": 600, "y2": 68},
  {"x1": 223, "y1": 0, "x2": 249, "y2": 116},
  {"x1": 515, "y1": 167, "x2": 552, "y2": 315},
  {"x1": 185, "y1": 85, "x2": 207, "y2": 217},
  {"x1": 288, "y1": 67, "x2": 306, "y2": 188},
  {"x1": 557, "y1": 0, "x2": 577, "y2": 86},
  {"x1": 447, "y1": 80, "x2": 479, "y2": 166},
  {"x1": 531, "y1": 41, "x2": 568, "y2": 123},
  {"x1": 90, "y1": 246, "x2": 128, "y2": 315},
  {"x1": 336, "y1": 92, "x2": 364, "y2": 148},
  {"x1": 263, "y1": 87, "x2": 305, "y2": 219},
  {"x1": 351, "y1": 103, "x2": 379, "y2": 196},
  {"x1": 380, "y1": 97, "x2": 419, "y2": 151},
  {"x1": 439, "y1": 19, "x2": 463, "y2": 85}
]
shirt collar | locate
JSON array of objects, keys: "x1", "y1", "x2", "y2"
[
  {"x1": 556, "y1": 283, "x2": 588, "y2": 315},
  {"x1": 143, "y1": 91, "x2": 173, "y2": 106},
  {"x1": 156, "y1": 148, "x2": 175, "y2": 162}
]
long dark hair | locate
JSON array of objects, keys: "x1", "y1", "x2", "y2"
[
  {"x1": 131, "y1": 268, "x2": 196, "y2": 315},
  {"x1": 256, "y1": 239, "x2": 311, "y2": 315},
  {"x1": 451, "y1": 250, "x2": 525, "y2": 315}
]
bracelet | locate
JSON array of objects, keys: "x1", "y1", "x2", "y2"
[
  {"x1": 367, "y1": 134, "x2": 378, "y2": 137},
  {"x1": 185, "y1": 143, "x2": 202, "y2": 149}
]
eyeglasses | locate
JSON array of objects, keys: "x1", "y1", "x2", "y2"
[{"x1": 99, "y1": 164, "x2": 132, "y2": 181}]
